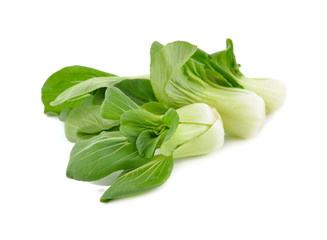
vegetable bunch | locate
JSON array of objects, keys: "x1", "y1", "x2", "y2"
[{"x1": 41, "y1": 39, "x2": 286, "y2": 202}]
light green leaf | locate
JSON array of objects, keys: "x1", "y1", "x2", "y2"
[
  {"x1": 41, "y1": 65, "x2": 114, "y2": 115},
  {"x1": 150, "y1": 41, "x2": 164, "y2": 60},
  {"x1": 160, "y1": 123, "x2": 209, "y2": 157},
  {"x1": 150, "y1": 41, "x2": 198, "y2": 107},
  {"x1": 100, "y1": 155, "x2": 173, "y2": 202},
  {"x1": 65, "y1": 105, "x2": 119, "y2": 142},
  {"x1": 50, "y1": 76, "x2": 120, "y2": 106},
  {"x1": 172, "y1": 120, "x2": 224, "y2": 158},
  {"x1": 236, "y1": 77, "x2": 286, "y2": 113},
  {"x1": 50, "y1": 75, "x2": 150, "y2": 107},
  {"x1": 160, "y1": 103, "x2": 224, "y2": 157},
  {"x1": 67, "y1": 131, "x2": 152, "y2": 181},
  {"x1": 100, "y1": 87, "x2": 140, "y2": 120},
  {"x1": 58, "y1": 108, "x2": 71, "y2": 122}
]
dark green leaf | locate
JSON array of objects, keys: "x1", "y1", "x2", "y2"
[
  {"x1": 92, "y1": 88, "x2": 107, "y2": 105},
  {"x1": 190, "y1": 46, "x2": 242, "y2": 88},
  {"x1": 204, "y1": 69, "x2": 233, "y2": 87},
  {"x1": 136, "y1": 130, "x2": 167, "y2": 158},
  {"x1": 100, "y1": 155, "x2": 173, "y2": 202},
  {"x1": 41, "y1": 65, "x2": 114, "y2": 115},
  {"x1": 210, "y1": 39, "x2": 243, "y2": 77},
  {"x1": 206, "y1": 39, "x2": 244, "y2": 88},
  {"x1": 141, "y1": 101, "x2": 169, "y2": 115},
  {"x1": 114, "y1": 78, "x2": 156, "y2": 106}
]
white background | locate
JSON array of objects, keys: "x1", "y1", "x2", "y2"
[{"x1": 1, "y1": 0, "x2": 326, "y2": 239}]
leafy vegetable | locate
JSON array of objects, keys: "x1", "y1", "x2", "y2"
[
  {"x1": 102, "y1": 85, "x2": 226, "y2": 159},
  {"x1": 150, "y1": 41, "x2": 266, "y2": 138},
  {"x1": 66, "y1": 131, "x2": 152, "y2": 181},
  {"x1": 160, "y1": 103, "x2": 224, "y2": 158},
  {"x1": 114, "y1": 78, "x2": 157, "y2": 106},
  {"x1": 41, "y1": 39, "x2": 285, "y2": 203},
  {"x1": 65, "y1": 105, "x2": 119, "y2": 142},
  {"x1": 91, "y1": 88, "x2": 107, "y2": 105},
  {"x1": 120, "y1": 108, "x2": 179, "y2": 158},
  {"x1": 41, "y1": 65, "x2": 114, "y2": 115},
  {"x1": 196, "y1": 39, "x2": 286, "y2": 113},
  {"x1": 140, "y1": 101, "x2": 169, "y2": 115},
  {"x1": 50, "y1": 75, "x2": 150, "y2": 107},
  {"x1": 100, "y1": 155, "x2": 173, "y2": 202},
  {"x1": 150, "y1": 41, "x2": 164, "y2": 60},
  {"x1": 100, "y1": 79, "x2": 160, "y2": 121},
  {"x1": 100, "y1": 87, "x2": 140, "y2": 120}
]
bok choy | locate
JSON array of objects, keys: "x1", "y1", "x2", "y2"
[
  {"x1": 150, "y1": 41, "x2": 266, "y2": 138},
  {"x1": 41, "y1": 38, "x2": 286, "y2": 202},
  {"x1": 194, "y1": 39, "x2": 286, "y2": 113}
]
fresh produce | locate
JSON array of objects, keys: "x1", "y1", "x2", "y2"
[
  {"x1": 150, "y1": 41, "x2": 266, "y2": 138},
  {"x1": 41, "y1": 39, "x2": 285, "y2": 202},
  {"x1": 151, "y1": 39, "x2": 286, "y2": 113}
]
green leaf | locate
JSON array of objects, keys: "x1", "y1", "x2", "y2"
[
  {"x1": 208, "y1": 39, "x2": 286, "y2": 112},
  {"x1": 150, "y1": 41, "x2": 164, "y2": 60},
  {"x1": 120, "y1": 108, "x2": 179, "y2": 158},
  {"x1": 58, "y1": 108, "x2": 71, "y2": 122},
  {"x1": 92, "y1": 88, "x2": 107, "y2": 105},
  {"x1": 50, "y1": 75, "x2": 150, "y2": 107},
  {"x1": 50, "y1": 76, "x2": 125, "y2": 106},
  {"x1": 114, "y1": 78, "x2": 156, "y2": 106},
  {"x1": 41, "y1": 65, "x2": 114, "y2": 115},
  {"x1": 141, "y1": 101, "x2": 169, "y2": 115},
  {"x1": 120, "y1": 109, "x2": 163, "y2": 143},
  {"x1": 150, "y1": 41, "x2": 266, "y2": 138},
  {"x1": 100, "y1": 155, "x2": 173, "y2": 202},
  {"x1": 150, "y1": 41, "x2": 198, "y2": 108},
  {"x1": 204, "y1": 69, "x2": 233, "y2": 87},
  {"x1": 136, "y1": 130, "x2": 167, "y2": 158},
  {"x1": 65, "y1": 105, "x2": 119, "y2": 142},
  {"x1": 161, "y1": 108, "x2": 179, "y2": 142},
  {"x1": 67, "y1": 131, "x2": 152, "y2": 181},
  {"x1": 209, "y1": 39, "x2": 243, "y2": 79},
  {"x1": 100, "y1": 87, "x2": 140, "y2": 120},
  {"x1": 191, "y1": 42, "x2": 243, "y2": 88}
]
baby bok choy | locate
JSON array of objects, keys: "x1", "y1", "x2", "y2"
[
  {"x1": 66, "y1": 87, "x2": 224, "y2": 201},
  {"x1": 101, "y1": 87, "x2": 225, "y2": 158},
  {"x1": 41, "y1": 38, "x2": 286, "y2": 203},
  {"x1": 150, "y1": 41, "x2": 266, "y2": 138},
  {"x1": 192, "y1": 39, "x2": 286, "y2": 113}
]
